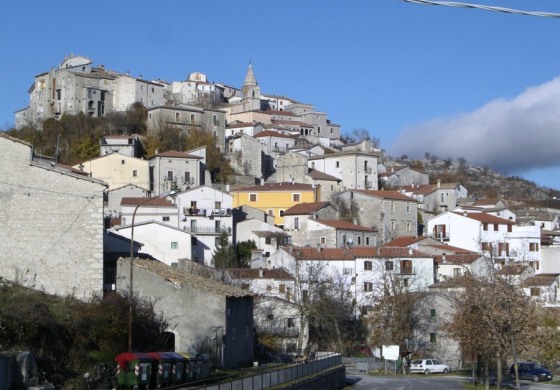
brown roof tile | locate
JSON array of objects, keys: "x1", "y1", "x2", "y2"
[
  {"x1": 283, "y1": 202, "x2": 331, "y2": 216},
  {"x1": 121, "y1": 197, "x2": 175, "y2": 207},
  {"x1": 233, "y1": 182, "x2": 314, "y2": 192}
]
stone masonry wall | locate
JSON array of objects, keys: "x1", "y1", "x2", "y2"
[{"x1": 0, "y1": 136, "x2": 106, "y2": 299}]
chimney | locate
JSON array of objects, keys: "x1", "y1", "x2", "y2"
[
  {"x1": 259, "y1": 267, "x2": 264, "y2": 278},
  {"x1": 437, "y1": 179, "x2": 441, "y2": 188}
]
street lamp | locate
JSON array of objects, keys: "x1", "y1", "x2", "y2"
[{"x1": 128, "y1": 192, "x2": 176, "y2": 352}]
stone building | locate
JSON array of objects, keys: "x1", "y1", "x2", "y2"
[
  {"x1": 0, "y1": 134, "x2": 106, "y2": 298},
  {"x1": 116, "y1": 258, "x2": 254, "y2": 369},
  {"x1": 334, "y1": 189, "x2": 418, "y2": 243}
]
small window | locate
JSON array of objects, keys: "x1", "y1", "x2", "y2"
[
  {"x1": 483, "y1": 223, "x2": 488, "y2": 231},
  {"x1": 530, "y1": 243, "x2": 539, "y2": 252},
  {"x1": 364, "y1": 261, "x2": 372, "y2": 271},
  {"x1": 286, "y1": 318, "x2": 295, "y2": 328},
  {"x1": 390, "y1": 203, "x2": 395, "y2": 212},
  {"x1": 280, "y1": 210, "x2": 285, "y2": 217},
  {"x1": 171, "y1": 242, "x2": 178, "y2": 249},
  {"x1": 336, "y1": 161, "x2": 340, "y2": 168},
  {"x1": 430, "y1": 333, "x2": 437, "y2": 343},
  {"x1": 162, "y1": 216, "x2": 170, "y2": 222},
  {"x1": 279, "y1": 284, "x2": 286, "y2": 293},
  {"x1": 366, "y1": 237, "x2": 370, "y2": 245},
  {"x1": 320, "y1": 236, "x2": 326, "y2": 244},
  {"x1": 167, "y1": 170, "x2": 174, "y2": 181},
  {"x1": 494, "y1": 224, "x2": 499, "y2": 231},
  {"x1": 132, "y1": 170, "x2": 138, "y2": 177},
  {"x1": 265, "y1": 237, "x2": 272, "y2": 245},
  {"x1": 453, "y1": 268, "x2": 462, "y2": 277},
  {"x1": 191, "y1": 237, "x2": 197, "y2": 246},
  {"x1": 249, "y1": 193, "x2": 257, "y2": 202},
  {"x1": 385, "y1": 261, "x2": 393, "y2": 271},
  {"x1": 267, "y1": 313, "x2": 274, "y2": 320},
  {"x1": 364, "y1": 282, "x2": 373, "y2": 292},
  {"x1": 430, "y1": 309, "x2": 436, "y2": 318},
  {"x1": 530, "y1": 287, "x2": 540, "y2": 297},
  {"x1": 268, "y1": 209, "x2": 274, "y2": 217},
  {"x1": 343, "y1": 268, "x2": 353, "y2": 275},
  {"x1": 292, "y1": 193, "x2": 301, "y2": 202}
]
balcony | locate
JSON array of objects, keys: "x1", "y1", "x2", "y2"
[
  {"x1": 182, "y1": 226, "x2": 232, "y2": 235},
  {"x1": 183, "y1": 207, "x2": 232, "y2": 217},
  {"x1": 431, "y1": 232, "x2": 450, "y2": 242}
]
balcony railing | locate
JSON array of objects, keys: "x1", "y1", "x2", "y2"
[
  {"x1": 183, "y1": 226, "x2": 232, "y2": 235},
  {"x1": 183, "y1": 208, "x2": 232, "y2": 217},
  {"x1": 430, "y1": 232, "x2": 450, "y2": 241}
]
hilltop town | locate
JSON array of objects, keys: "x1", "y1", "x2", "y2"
[{"x1": 2, "y1": 55, "x2": 560, "y2": 384}]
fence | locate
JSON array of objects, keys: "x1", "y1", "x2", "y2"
[{"x1": 188, "y1": 352, "x2": 342, "y2": 390}]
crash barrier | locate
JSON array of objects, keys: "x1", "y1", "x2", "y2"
[{"x1": 190, "y1": 352, "x2": 342, "y2": 390}]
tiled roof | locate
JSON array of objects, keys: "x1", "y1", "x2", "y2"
[
  {"x1": 254, "y1": 130, "x2": 297, "y2": 139},
  {"x1": 436, "y1": 254, "x2": 481, "y2": 264},
  {"x1": 306, "y1": 169, "x2": 341, "y2": 182},
  {"x1": 283, "y1": 202, "x2": 331, "y2": 216},
  {"x1": 228, "y1": 268, "x2": 294, "y2": 280},
  {"x1": 123, "y1": 258, "x2": 252, "y2": 297},
  {"x1": 151, "y1": 150, "x2": 203, "y2": 159},
  {"x1": 379, "y1": 247, "x2": 433, "y2": 258},
  {"x1": 352, "y1": 189, "x2": 415, "y2": 202},
  {"x1": 384, "y1": 236, "x2": 427, "y2": 247},
  {"x1": 315, "y1": 219, "x2": 377, "y2": 232},
  {"x1": 227, "y1": 121, "x2": 256, "y2": 129},
  {"x1": 454, "y1": 212, "x2": 515, "y2": 224},
  {"x1": 232, "y1": 182, "x2": 314, "y2": 192},
  {"x1": 292, "y1": 247, "x2": 355, "y2": 261},
  {"x1": 256, "y1": 109, "x2": 297, "y2": 116},
  {"x1": 425, "y1": 243, "x2": 476, "y2": 255},
  {"x1": 271, "y1": 119, "x2": 313, "y2": 128},
  {"x1": 472, "y1": 198, "x2": 502, "y2": 206},
  {"x1": 521, "y1": 275, "x2": 558, "y2": 287},
  {"x1": 348, "y1": 247, "x2": 377, "y2": 257},
  {"x1": 121, "y1": 197, "x2": 175, "y2": 207}
]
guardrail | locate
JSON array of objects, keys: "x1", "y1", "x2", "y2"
[{"x1": 187, "y1": 352, "x2": 342, "y2": 390}]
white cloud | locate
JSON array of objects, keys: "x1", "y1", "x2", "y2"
[{"x1": 392, "y1": 77, "x2": 560, "y2": 175}]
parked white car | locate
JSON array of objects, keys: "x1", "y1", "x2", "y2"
[{"x1": 410, "y1": 359, "x2": 449, "y2": 374}]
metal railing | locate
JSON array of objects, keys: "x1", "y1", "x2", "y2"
[{"x1": 188, "y1": 352, "x2": 342, "y2": 390}]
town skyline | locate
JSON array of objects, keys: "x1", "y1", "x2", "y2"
[{"x1": 1, "y1": 0, "x2": 559, "y2": 190}]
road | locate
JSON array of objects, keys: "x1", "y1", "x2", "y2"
[{"x1": 345, "y1": 371, "x2": 558, "y2": 390}]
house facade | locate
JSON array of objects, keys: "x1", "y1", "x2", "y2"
[
  {"x1": 148, "y1": 149, "x2": 205, "y2": 195},
  {"x1": 74, "y1": 153, "x2": 150, "y2": 191}
]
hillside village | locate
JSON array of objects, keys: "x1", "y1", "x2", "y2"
[{"x1": 3, "y1": 54, "x2": 560, "y2": 372}]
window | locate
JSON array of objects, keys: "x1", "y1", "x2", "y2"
[
  {"x1": 268, "y1": 209, "x2": 274, "y2": 217},
  {"x1": 366, "y1": 237, "x2": 370, "y2": 245},
  {"x1": 265, "y1": 237, "x2": 271, "y2": 245},
  {"x1": 280, "y1": 210, "x2": 285, "y2": 217},
  {"x1": 494, "y1": 224, "x2": 499, "y2": 231},
  {"x1": 190, "y1": 114, "x2": 195, "y2": 124},
  {"x1": 530, "y1": 287, "x2": 540, "y2": 297},
  {"x1": 406, "y1": 222, "x2": 412, "y2": 232},
  {"x1": 481, "y1": 242, "x2": 492, "y2": 252},
  {"x1": 402, "y1": 278, "x2": 409, "y2": 287},
  {"x1": 336, "y1": 161, "x2": 340, "y2": 168},
  {"x1": 498, "y1": 242, "x2": 509, "y2": 256},
  {"x1": 249, "y1": 193, "x2": 257, "y2": 202},
  {"x1": 357, "y1": 236, "x2": 361, "y2": 245},
  {"x1": 364, "y1": 282, "x2": 373, "y2": 292},
  {"x1": 286, "y1": 318, "x2": 295, "y2": 328},
  {"x1": 507, "y1": 224, "x2": 512, "y2": 233},
  {"x1": 184, "y1": 171, "x2": 191, "y2": 184},
  {"x1": 212, "y1": 114, "x2": 218, "y2": 125},
  {"x1": 175, "y1": 112, "x2": 180, "y2": 122},
  {"x1": 294, "y1": 218, "x2": 299, "y2": 230},
  {"x1": 430, "y1": 309, "x2": 436, "y2": 318},
  {"x1": 453, "y1": 268, "x2": 462, "y2": 277},
  {"x1": 320, "y1": 236, "x2": 326, "y2": 244},
  {"x1": 401, "y1": 260, "x2": 412, "y2": 274},
  {"x1": 121, "y1": 159, "x2": 125, "y2": 165},
  {"x1": 440, "y1": 193, "x2": 444, "y2": 203},
  {"x1": 171, "y1": 242, "x2": 178, "y2": 249},
  {"x1": 390, "y1": 221, "x2": 396, "y2": 231},
  {"x1": 530, "y1": 242, "x2": 539, "y2": 252},
  {"x1": 430, "y1": 333, "x2": 437, "y2": 343},
  {"x1": 385, "y1": 261, "x2": 393, "y2": 271},
  {"x1": 364, "y1": 261, "x2": 372, "y2": 271},
  {"x1": 167, "y1": 170, "x2": 174, "y2": 181},
  {"x1": 215, "y1": 237, "x2": 220, "y2": 246},
  {"x1": 132, "y1": 170, "x2": 137, "y2": 177},
  {"x1": 390, "y1": 203, "x2": 395, "y2": 212},
  {"x1": 343, "y1": 268, "x2": 353, "y2": 275},
  {"x1": 162, "y1": 216, "x2": 170, "y2": 222},
  {"x1": 279, "y1": 284, "x2": 286, "y2": 293},
  {"x1": 406, "y1": 204, "x2": 410, "y2": 213},
  {"x1": 292, "y1": 193, "x2": 301, "y2": 202},
  {"x1": 483, "y1": 223, "x2": 488, "y2": 231},
  {"x1": 191, "y1": 237, "x2": 197, "y2": 246}
]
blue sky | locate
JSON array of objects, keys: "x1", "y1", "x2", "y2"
[{"x1": 1, "y1": 0, "x2": 559, "y2": 191}]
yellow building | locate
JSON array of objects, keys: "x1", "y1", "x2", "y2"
[{"x1": 231, "y1": 182, "x2": 318, "y2": 226}]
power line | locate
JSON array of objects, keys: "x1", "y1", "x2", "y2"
[
  {"x1": 0, "y1": 180, "x2": 100, "y2": 200},
  {"x1": 402, "y1": 0, "x2": 560, "y2": 18}
]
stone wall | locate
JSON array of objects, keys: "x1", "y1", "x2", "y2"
[{"x1": 0, "y1": 136, "x2": 106, "y2": 299}]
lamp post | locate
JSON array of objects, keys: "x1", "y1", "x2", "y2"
[{"x1": 128, "y1": 192, "x2": 175, "y2": 352}]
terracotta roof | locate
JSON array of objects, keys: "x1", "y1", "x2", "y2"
[
  {"x1": 121, "y1": 258, "x2": 252, "y2": 297},
  {"x1": 315, "y1": 219, "x2": 377, "y2": 232},
  {"x1": 121, "y1": 197, "x2": 175, "y2": 207},
  {"x1": 292, "y1": 247, "x2": 355, "y2": 261},
  {"x1": 283, "y1": 202, "x2": 331, "y2": 216},
  {"x1": 352, "y1": 189, "x2": 415, "y2": 202},
  {"x1": 306, "y1": 169, "x2": 341, "y2": 182},
  {"x1": 227, "y1": 121, "x2": 257, "y2": 129},
  {"x1": 454, "y1": 212, "x2": 515, "y2": 225},
  {"x1": 436, "y1": 254, "x2": 481, "y2": 264},
  {"x1": 150, "y1": 150, "x2": 203, "y2": 159},
  {"x1": 378, "y1": 247, "x2": 433, "y2": 258},
  {"x1": 384, "y1": 236, "x2": 427, "y2": 247},
  {"x1": 228, "y1": 268, "x2": 294, "y2": 280},
  {"x1": 521, "y1": 275, "x2": 558, "y2": 287},
  {"x1": 498, "y1": 264, "x2": 531, "y2": 276},
  {"x1": 348, "y1": 247, "x2": 378, "y2": 257},
  {"x1": 254, "y1": 130, "x2": 297, "y2": 139},
  {"x1": 257, "y1": 109, "x2": 297, "y2": 116},
  {"x1": 232, "y1": 182, "x2": 314, "y2": 192},
  {"x1": 426, "y1": 244, "x2": 476, "y2": 255}
]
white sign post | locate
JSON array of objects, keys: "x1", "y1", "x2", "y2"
[{"x1": 382, "y1": 345, "x2": 400, "y2": 375}]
